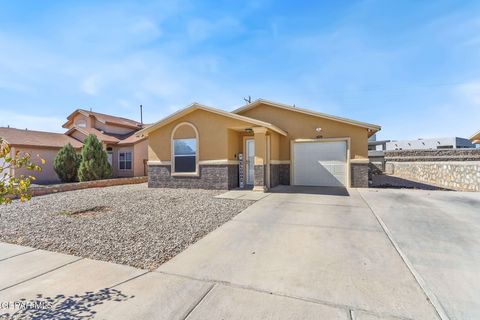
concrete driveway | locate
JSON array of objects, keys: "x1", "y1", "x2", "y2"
[{"x1": 0, "y1": 186, "x2": 478, "y2": 319}]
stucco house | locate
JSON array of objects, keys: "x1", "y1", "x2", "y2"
[
  {"x1": 63, "y1": 109, "x2": 149, "y2": 177},
  {"x1": 138, "y1": 99, "x2": 381, "y2": 190},
  {"x1": 0, "y1": 109, "x2": 148, "y2": 184},
  {"x1": 0, "y1": 128, "x2": 83, "y2": 184}
]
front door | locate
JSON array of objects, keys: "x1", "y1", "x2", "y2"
[{"x1": 245, "y1": 139, "x2": 255, "y2": 185}]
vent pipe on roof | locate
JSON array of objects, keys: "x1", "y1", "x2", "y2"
[{"x1": 140, "y1": 105, "x2": 143, "y2": 126}]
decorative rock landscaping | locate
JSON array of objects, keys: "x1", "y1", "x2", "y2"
[{"x1": 0, "y1": 183, "x2": 253, "y2": 270}]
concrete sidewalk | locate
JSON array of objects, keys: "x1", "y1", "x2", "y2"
[
  {"x1": 2, "y1": 186, "x2": 478, "y2": 319},
  {"x1": 0, "y1": 243, "x2": 350, "y2": 319}
]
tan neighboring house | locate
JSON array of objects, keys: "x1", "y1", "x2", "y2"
[
  {"x1": 0, "y1": 109, "x2": 148, "y2": 184},
  {"x1": 470, "y1": 130, "x2": 480, "y2": 145},
  {"x1": 63, "y1": 109, "x2": 149, "y2": 178},
  {"x1": 138, "y1": 99, "x2": 381, "y2": 191},
  {"x1": 0, "y1": 128, "x2": 83, "y2": 184}
]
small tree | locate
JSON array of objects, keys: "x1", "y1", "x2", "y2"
[
  {"x1": 1, "y1": 138, "x2": 43, "y2": 204},
  {"x1": 54, "y1": 143, "x2": 80, "y2": 182},
  {"x1": 78, "y1": 134, "x2": 112, "y2": 181}
]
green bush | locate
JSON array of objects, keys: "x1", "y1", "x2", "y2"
[
  {"x1": 78, "y1": 134, "x2": 112, "y2": 181},
  {"x1": 54, "y1": 143, "x2": 80, "y2": 182}
]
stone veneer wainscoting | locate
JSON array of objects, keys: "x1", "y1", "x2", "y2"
[
  {"x1": 149, "y1": 161, "x2": 369, "y2": 190},
  {"x1": 148, "y1": 165, "x2": 238, "y2": 190},
  {"x1": 351, "y1": 163, "x2": 369, "y2": 188},
  {"x1": 270, "y1": 164, "x2": 290, "y2": 188}
]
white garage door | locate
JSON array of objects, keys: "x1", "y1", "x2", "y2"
[{"x1": 293, "y1": 141, "x2": 347, "y2": 187}]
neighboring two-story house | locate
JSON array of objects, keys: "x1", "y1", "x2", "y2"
[
  {"x1": 0, "y1": 109, "x2": 148, "y2": 184},
  {"x1": 63, "y1": 109, "x2": 148, "y2": 177}
]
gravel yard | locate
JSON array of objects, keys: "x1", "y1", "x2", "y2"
[{"x1": 0, "y1": 183, "x2": 253, "y2": 270}]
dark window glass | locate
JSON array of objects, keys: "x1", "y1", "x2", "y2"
[
  {"x1": 174, "y1": 156, "x2": 196, "y2": 172},
  {"x1": 173, "y1": 139, "x2": 196, "y2": 173},
  {"x1": 119, "y1": 152, "x2": 132, "y2": 170}
]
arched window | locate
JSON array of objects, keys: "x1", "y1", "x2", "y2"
[{"x1": 171, "y1": 122, "x2": 199, "y2": 175}]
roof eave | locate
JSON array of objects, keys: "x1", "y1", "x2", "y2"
[
  {"x1": 137, "y1": 103, "x2": 287, "y2": 137},
  {"x1": 233, "y1": 99, "x2": 381, "y2": 132},
  {"x1": 104, "y1": 120, "x2": 141, "y2": 130},
  {"x1": 469, "y1": 130, "x2": 480, "y2": 141}
]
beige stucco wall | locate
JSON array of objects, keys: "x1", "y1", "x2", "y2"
[
  {"x1": 227, "y1": 129, "x2": 243, "y2": 161},
  {"x1": 12, "y1": 146, "x2": 62, "y2": 184},
  {"x1": 110, "y1": 140, "x2": 147, "y2": 178},
  {"x1": 270, "y1": 132, "x2": 281, "y2": 161},
  {"x1": 112, "y1": 145, "x2": 134, "y2": 177},
  {"x1": 173, "y1": 124, "x2": 196, "y2": 138},
  {"x1": 148, "y1": 109, "x2": 257, "y2": 162},
  {"x1": 237, "y1": 103, "x2": 370, "y2": 160},
  {"x1": 133, "y1": 139, "x2": 148, "y2": 176}
]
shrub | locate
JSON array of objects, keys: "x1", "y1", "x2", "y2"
[
  {"x1": 54, "y1": 143, "x2": 80, "y2": 182},
  {"x1": 1, "y1": 138, "x2": 43, "y2": 204},
  {"x1": 78, "y1": 134, "x2": 112, "y2": 181}
]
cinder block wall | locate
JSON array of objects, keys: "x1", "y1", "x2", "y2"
[{"x1": 385, "y1": 149, "x2": 480, "y2": 191}]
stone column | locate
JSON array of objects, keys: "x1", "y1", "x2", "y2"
[
  {"x1": 350, "y1": 159, "x2": 369, "y2": 188},
  {"x1": 252, "y1": 127, "x2": 267, "y2": 192}
]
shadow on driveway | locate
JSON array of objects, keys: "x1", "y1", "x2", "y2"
[
  {"x1": 1, "y1": 288, "x2": 133, "y2": 319},
  {"x1": 370, "y1": 174, "x2": 451, "y2": 191},
  {"x1": 269, "y1": 185, "x2": 350, "y2": 196}
]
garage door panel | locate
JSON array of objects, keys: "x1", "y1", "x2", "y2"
[{"x1": 293, "y1": 141, "x2": 347, "y2": 187}]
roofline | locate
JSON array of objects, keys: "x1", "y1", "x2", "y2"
[
  {"x1": 63, "y1": 109, "x2": 141, "y2": 129},
  {"x1": 136, "y1": 103, "x2": 288, "y2": 137},
  {"x1": 64, "y1": 126, "x2": 87, "y2": 137},
  {"x1": 62, "y1": 109, "x2": 90, "y2": 128},
  {"x1": 6, "y1": 143, "x2": 82, "y2": 149},
  {"x1": 232, "y1": 99, "x2": 381, "y2": 132},
  {"x1": 64, "y1": 126, "x2": 119, "y2": 144},
  {"x1": 117, "y1": 136, "x2": 147, "y2": 145},
  {"x1": 0, "y1": 128, "x2": 83, "y2": 149},
  {"x1": 469, "y1": 130, "x2": 480, "y2": 141}
]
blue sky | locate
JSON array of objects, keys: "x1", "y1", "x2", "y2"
[{"x1": 1, "y1": 0, "x2": 479, "y2": 139}]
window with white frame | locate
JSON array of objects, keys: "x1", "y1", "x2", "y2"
[
  {"x1": 173, "y1": 139, "x2": 196, "y2": 173},
  {"x1": 76, "y1": 119, "x2": 87, "y2": 128},
  {"x1": 119, "y1": 152, "x2": 132, "y2": 170}
]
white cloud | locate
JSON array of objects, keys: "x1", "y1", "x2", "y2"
[
  {"x1": 129, "y1": 18, "x2": 163, "y2": 42},
  {"x1": 456, "y1": 81, "x2": 480, "y2": 105},
  {"x1": 186, "y1": 17, "x2": 243, "y2": 42},
  {"x1": 81, "y1": 74, "x2": 102, "y2": 96}
]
